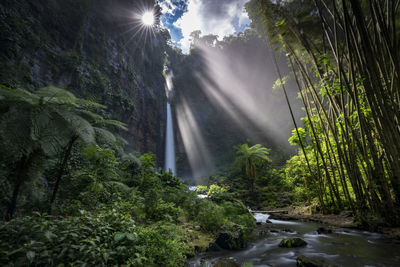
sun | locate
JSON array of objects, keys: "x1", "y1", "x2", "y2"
[{"x1": 141, "y1": 11, "x2": 154, "y2": 26}]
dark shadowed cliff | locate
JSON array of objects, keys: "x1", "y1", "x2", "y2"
[{"x1": 0, "y1": 0, "x2": 172, "y2": 165}]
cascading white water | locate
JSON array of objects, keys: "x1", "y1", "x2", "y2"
[{"x1": 165, "y1": 102, "x2": 176, "y2": 175}]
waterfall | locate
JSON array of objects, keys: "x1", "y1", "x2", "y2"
[{"x1": 165, "y1": 102, "x2": 176, "y2": 175}]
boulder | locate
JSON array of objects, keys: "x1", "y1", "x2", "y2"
[
  {"x1": 316, "y1": 227, "x2": 332, "y2": 234},
  {"x1": 279, "y1": 238, "x2": 307, "y2": 248},
  {"x1": 215, "y1": 231, "x2": 246, "y2": 250},
  {"x1": 296, "y1": 255, "x2": 326, "y2": 267},
  {"x1": 213, "y1": 258, "x2": 240, "y2": 267},
  {"x1": 266, "y1": 219, "x2": 272, "y2": 223},
  {"x1": 215, "y1": 223, "x2": 247, "y2": 250},
  {"x1": 207, "y1": 242, "x2": 223, "y2": 252},
  {"x1": 282, "y1": 228, "x2": 295, "y2": 233}
]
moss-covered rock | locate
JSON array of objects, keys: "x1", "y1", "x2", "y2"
[
  {"x1": 279, "y1": 238, "x2": 307, "y2": 248},
  {"x1": 296, "y1": 255, "x2": 326, "y2": 267},
  {"x1": 215, "y1": 223, "x2": 247, "y2": 250}
]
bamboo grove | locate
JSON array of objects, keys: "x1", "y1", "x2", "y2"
[{"x1": 247, "y1": 0, "x2": 400, "y2": 224}]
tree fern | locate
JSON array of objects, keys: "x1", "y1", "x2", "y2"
[
  {"x1": 0, "y1": 85, "x2": 127, "y2": 218},
  {"x1": 234, "y1": 143, "x2": 271, "y2": 196}
]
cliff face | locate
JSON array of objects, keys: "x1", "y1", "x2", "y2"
[
  {"x1": 172, "y1": 34, "x2": 301, "y2": 178},
  {"x1": 0, "y1": 0, "x2": 169, "y2": 164}
]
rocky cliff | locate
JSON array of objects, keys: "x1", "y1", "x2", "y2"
[{"x1": 0, "y1": 0, "x2": 171, "y2": 164}]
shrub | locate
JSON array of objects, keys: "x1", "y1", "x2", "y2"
[
  {"x1": 196, "y1": 185, "x2": 208, "y2": 194},
  {"x1": 0, "y1": 204, "x2": 188, "y2": 266},
  {"x1": 0, "y1": 206, "x2": 137, "y2": 266},
  {"x1": 220, "y1": 200, "x2": 255, "y2": 241},
  {"x1": 208, "y1": 184, "x2": 232, "y2": 202},
  {"x1": 193, "y1": 200, "x2": 225, "y2": 232},
  {"x1": 132, "y1": 223, "x2": 187, "y2": 266}
]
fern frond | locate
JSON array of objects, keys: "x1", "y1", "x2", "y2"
[
  {"x1": 56, "y1": 109, "x2": 95, "y2": 144},
  {"x1": 94, "y1": 119, "x2": 128, "y2": 131},
  {"x1": 78, "y1": 109, "x2": 104, "y2": 122},
  {"x1": 93, "y1": 127, "x2": 117, "y2": 143},
  {"x1": 0, "y1": 85, "x2": 40, "y2": 106}
]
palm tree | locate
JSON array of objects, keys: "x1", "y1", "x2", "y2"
[{"x1": 234, "y1": 144, "x2": 271, "y2": 196}]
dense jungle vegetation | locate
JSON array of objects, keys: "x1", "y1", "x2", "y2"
[
  {"x1": 246, "y1": 0, "x2": 400, "y2": 226},
  {"x1": 1, "y1": 0, "x2": 400, "y2": 266}
]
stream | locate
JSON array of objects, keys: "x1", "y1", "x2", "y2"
[{"x1": 187, "y1": 213, "x2": 400, "y2": 267}]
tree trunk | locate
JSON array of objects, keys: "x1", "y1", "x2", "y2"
[
  {"x1": 7, "y1": 179, "x2": 23, "y2": 220},
  {"x1": 6, "y1": 156, "x2": 27, "y2": 220},
  {"x1": 49, "y1": 136, "x2": 78, "y2": 213}
]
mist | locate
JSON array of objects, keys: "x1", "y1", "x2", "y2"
[{"x1": 173, "y1": 31, "x2": 303, "y2": 179}]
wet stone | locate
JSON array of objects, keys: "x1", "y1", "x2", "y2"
[
  {"x1": 296, "y1": 255, "x2": 326, "y2": 267},
  {"x1": 207, "y1": 242, "x2": 223, "y2": 252},
  {"x1": 282, "y1": 228, "x2": 295, "y2": 233},
  {"x1": 279, "y1": 238, "x2": 307, "y2": 248},
  {"x1": 317, "y1": 227, "x2": 333, "y2": 234}
]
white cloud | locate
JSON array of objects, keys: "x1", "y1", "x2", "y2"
[
  {"x1": 173, "y1": 0, "x2": 250, "y2": 53},
  {"x1": 160, "y1": 0, "x2": 178, "y2": 15}
]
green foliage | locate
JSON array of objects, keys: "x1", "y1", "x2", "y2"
[
  {"x1": 0, "y1": 205, "x2": 137, "y2": 266},
  {"x1": 193, "y1": 200, "x2": 225, "y2": 232},
  {"x1": 247, "y1": 0, "x2": 400, "y2": 224},
  {"x1": 0, "y1": 85, "x2": 124, "y2": 218},
  {"x1": 0, "y1": 2, "x2": 263, "y2": 265},
  {"x1": 207, "y1": 184, "x2": 229, "y2": 201},
  {"x1": 132, "y1": 223, "x2": 187, "y2": 267},
  {"x1": 234, "y1": 144, "x2": 271, "y2": 180},
  {"x1": 0, "y1": 205, "x2": 187, "y2": 266},
  {"x1": 288, "y1": 128, "x2": 307, "y2": 146},
  {"x1": 196, "y1": 185, "x2": 208, "y2": 194},
  {"x1": 200, "y1": 143, "x2": 287, "y2": 209},
  {"x1": 278, "y1": 238, "x2": 307, "y2": 248},
  {"x1": 220, "y1": 200, "x2": 255, "y2": 240}
]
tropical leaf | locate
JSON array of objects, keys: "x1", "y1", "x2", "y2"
[{"x1": 94, "y1": 127, "x2": 116, "y2": 143}]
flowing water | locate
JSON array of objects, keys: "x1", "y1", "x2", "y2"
[
  {"x1": 165, "y1": 102, "x2": 176, "y2": 175},
  {"x1": 187, "y1": 214, "x2": 400, "y2": 267}
]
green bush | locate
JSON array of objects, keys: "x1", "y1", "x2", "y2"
[
  {"x1": 0, "y1": 204, "x2": 188, "y2": 266},
  {"x1": 196, "y1": 185, "x2": 208, "y2": 194},
  {"x1": 208, "y1": 184, "x2": 232, "y2": 202},
  {"x1": 193, "y1": 200, "x2": 225, "y2": 232},
  {"x1": 147, "y1": 199, "x2": 183, "y2": 222},
  {"x1": 220, "y1": 200, "x2": 255, "y2": 241},
  {"x1": 0, "y1": 206, "x2": 137, "y2": 266},
  {"x1": 132, "y1": 223, "x2": 187, "y2": 266}
]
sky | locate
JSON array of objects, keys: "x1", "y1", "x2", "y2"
[{"x1": 158, "y1": 0, "x2": 251, "y2": 53}]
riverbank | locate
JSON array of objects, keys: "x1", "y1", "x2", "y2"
[
  {"x1": 263, "y1": 206, "x2": 400, "y2": 239},
  {"x1": 188, "y1": 212, "x2": 400, "y2": 266},
  {"x1": 266, "y1": 206, "x2": 354, "y2": 228}
]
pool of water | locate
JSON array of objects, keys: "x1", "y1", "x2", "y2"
[{"x1": 187, "y1": 214, "x2": 400, "y2": 267}]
